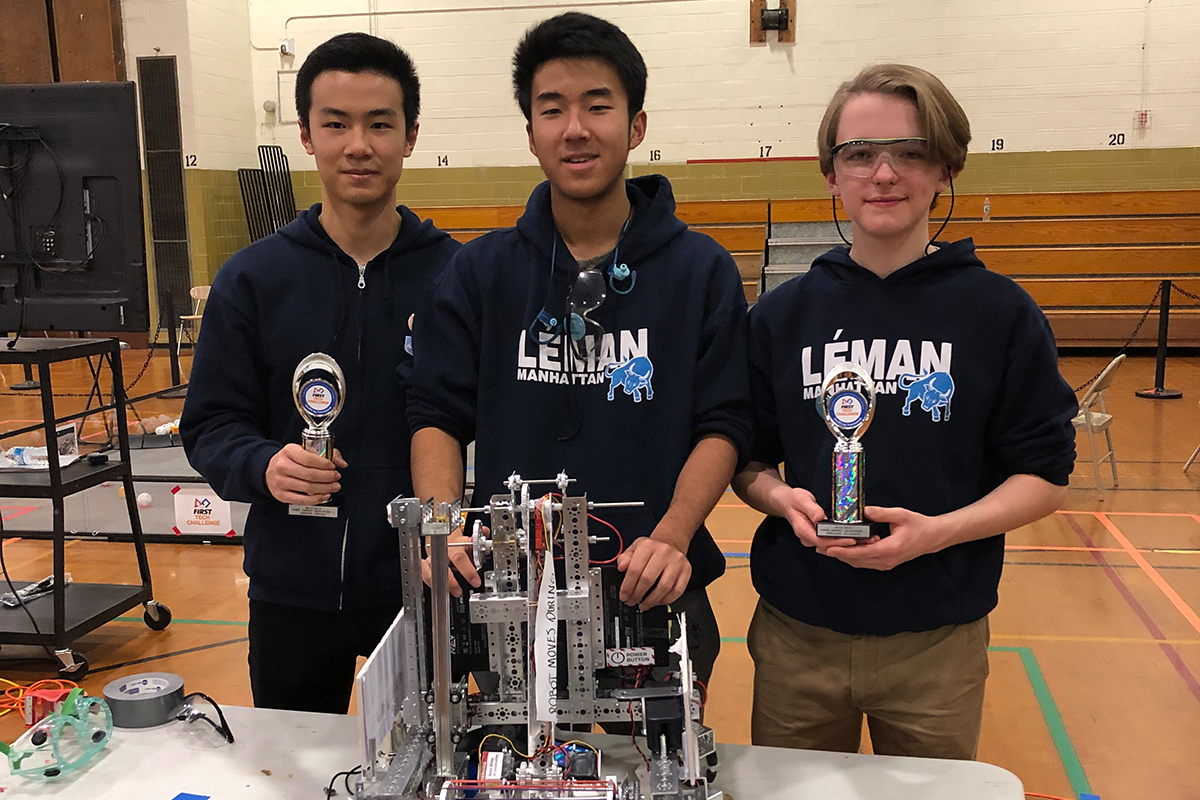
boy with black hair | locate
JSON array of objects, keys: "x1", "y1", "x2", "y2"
[
  {"x1": 407, "y1": 11, "x2": 752, "y2": 687},
  {"x1": 182, "y1": 32, "x2": 460, "y2": 713}
]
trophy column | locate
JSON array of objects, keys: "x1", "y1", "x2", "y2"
[{"x1": 815, "y1": 362, "x2": 876, "y2": 540}]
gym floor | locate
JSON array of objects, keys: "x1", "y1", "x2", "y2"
[{"x1": 1, "y1": 350, "x2": 1198, "y2": 800}]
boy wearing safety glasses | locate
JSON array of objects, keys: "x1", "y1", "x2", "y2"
[
  {"x1": 732, "y1": 65, "x2": 1076, "y2": 758},
  {"x1": 408, "y1": 12, "x2": 751, "y2": 687}
]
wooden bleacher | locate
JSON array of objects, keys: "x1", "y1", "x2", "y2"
[
  {"x1": 414, "y1": 189, "x2": 1200, "y2": 347},
  {"x1": 947, "y1": 190, "x2": 1200, "y2": 347}
]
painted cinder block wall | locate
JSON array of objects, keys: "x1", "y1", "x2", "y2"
[{"x1": 122, "y1": 0, "x2": 1200, "y2": 287}]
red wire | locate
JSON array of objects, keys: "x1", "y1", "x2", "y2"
[
  {"x1": 628, "y1": 702, "x2": 650, "y2": 769},
  {"x1": 1025, "y1": 794, "x2": 1075, "y2": 800},
  {"x1": 693, "y1": 678, "x2": 708, "y2": 708},
  {"x1": 543, "y1": 492, "x2": 625, "y2": 564},
  {"x1": 588, "y1": 513, "x2": 624, "y2": 564}
]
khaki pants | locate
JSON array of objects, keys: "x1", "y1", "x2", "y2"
[{"x1": 747, "y1": 599, "x2": 989, "y2": 759}]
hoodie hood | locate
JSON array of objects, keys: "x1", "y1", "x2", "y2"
[
  {"x1": 812, "y1": 238, "x2": 986, "y2": 286},
  {"x1": 278, "y1": 203, "x2": 455, "y2": 346},
  {"x1": 280, "y1": 202, "x2": 453, "y2": 259},
  {"x1": 513, "y1": 175, "x2": 688, "y2": 325}
]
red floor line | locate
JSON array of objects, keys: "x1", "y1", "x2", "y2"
[
  {"x1": 1058, "y1": 510, "x2": 1198, "y2": 519},
  {"x1": 1062, "y1": 514, "x2": 1200, "y2": 706},
  {"x1": 1, "y1": 506, "x2": 37, "y2": 523},
  {"x1": 1094, "y1": 512, "x2": 1200, "y2": 636}
]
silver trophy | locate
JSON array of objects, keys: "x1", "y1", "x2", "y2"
[
  {"x1": 292, "y1": 353, "x2": 345, "y2": 461},
  {"x1": 815, "y1": 362, "x2": 876, "y2": 540}
]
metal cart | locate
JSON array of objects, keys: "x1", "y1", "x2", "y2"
[{"x1": 0, "y1": 337, "x2": 171, "y2": 677}]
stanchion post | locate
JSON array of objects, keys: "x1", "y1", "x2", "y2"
[{"x1": 1136, "y1": 279, "x2": 1183, "y2": 399}]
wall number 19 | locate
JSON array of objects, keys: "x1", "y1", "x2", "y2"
[{"x1": 990, "y1": 138, "x2": 1004, "y2": 151}]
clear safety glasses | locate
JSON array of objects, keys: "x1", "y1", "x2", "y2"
[
  {"x1": 831, "y1": 137, "x2": 934, "y2": 178},
  {"x1": 171, "y1": 691, "x2": 235, "y2": 744},
  {"x1": 567, "y1": 268, "x2": 608, "y2": 359}
]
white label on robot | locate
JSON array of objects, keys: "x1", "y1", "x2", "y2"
[
  {"x1": 606, "y1": 647, "x2": 655, "y2": 667},
  {"x1": 287, "y1": 504, "x2": 339, "y2": 518},
  {"x1": 534, "y1": 552, "x2": 558, "y2": 722},
  {"x1": 482, "y1": 751, "x2": 504, "y2": 781}
]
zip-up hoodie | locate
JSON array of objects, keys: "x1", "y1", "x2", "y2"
[
  {"x1": 408, "y1": 176, "x2": 752, "y2": 589},
  {"x1": 747, "y1": 240, "x2": 1076, "y2": 635},
  {"x1": 182, "y1": 204, "x2": 460, "y2": 612}
]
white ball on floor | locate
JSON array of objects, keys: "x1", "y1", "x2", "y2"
[{"x1": 136, "y1": 492, "x2": 153, "y2": 508}]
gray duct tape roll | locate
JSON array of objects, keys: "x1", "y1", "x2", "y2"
[{"x1": 102, "y1": 673, "x2": 186, "y2": 728}]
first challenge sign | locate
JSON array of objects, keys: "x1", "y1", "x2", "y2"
[{"x1": 172, "y1": 486, "x2": 235, "y2": 537}]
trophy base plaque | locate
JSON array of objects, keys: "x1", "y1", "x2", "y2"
[{"x1": 816, "y1": 521, "x2": 873, "y2": 540}]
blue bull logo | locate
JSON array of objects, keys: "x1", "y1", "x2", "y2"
[
  {"x1": 606, "y1": 355, "x2": 654, "y2": 403},
  {"x1": 899, "y1": 371, "x2": 954, "y2": 422}
]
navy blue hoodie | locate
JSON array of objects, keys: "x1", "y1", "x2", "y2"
[
  {"x1": 748, "y1": 240, "x2": 1076, "y2": 635},
  {"x1": 408, "y1": 176, "x2": 752, "y2": 589},
  {"x1": 182, "y1": 204, "x2": 460, "y2": 612}
]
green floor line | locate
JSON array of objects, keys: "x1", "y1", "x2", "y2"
[
  {"x1": 990, "y1": 645, "x2": 1092, "y2": 799},
  {"x1": 116, "y1": 616, "x2": 247, "y2": 626},
  {"x1": 722, "y1": 637, "x2": 1091, "y2": 798}
]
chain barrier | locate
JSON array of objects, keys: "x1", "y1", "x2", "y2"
[
  {"x1": 1071, "y1": 282, "x2": 1163, "y2": 395},
  {"x1": 1170, "y1": 282, "x2": 1200, "y2": 303}
]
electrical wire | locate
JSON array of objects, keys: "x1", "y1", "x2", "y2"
[
  {"x1": 0, "y1": 678, "x2": 80, "y2": 720},
  {"x1": 1024, "y1": 794, "x2": 1075, "y2": 800},
  {"x1": 0, "y1": 125, "x2": 97, "y2": 275},
  {"x1": 542, "y1": 492, "x2": 625, "y2": 565},
  {"x1": 323, "y1": 765, "x2": 361, "y2": 797},
  {"x1": 0, "y1": 534, "x2": 61, "y2": 665},
  {"x1": 627, "y1": 702, "x2": 650, "y2": 769},
  {"x1": 477, "y1": 732, "x2": 540, "y2": 762},
  {"x1": 586, "y1": 513, "x2": 624, "y2": 565}
]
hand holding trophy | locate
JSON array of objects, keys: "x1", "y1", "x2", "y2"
[{"x1": 815, "y1": 361, "x2": 877, "y2": 540}]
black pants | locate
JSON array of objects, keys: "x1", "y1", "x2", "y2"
[{"x1": 248, "y1": 599, "x2": 400, "y2": 714}]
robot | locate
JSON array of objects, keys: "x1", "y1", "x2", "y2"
[{"x1": 356, "y1": 472, "x2": 721, "y2": 800}]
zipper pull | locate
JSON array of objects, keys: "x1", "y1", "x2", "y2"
[{"x1": 357, "y1": 263, "x2": 366, "y2": 290}]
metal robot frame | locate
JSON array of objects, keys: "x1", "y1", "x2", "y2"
[{"x1": 356, "y1": 471, "x2": 720, "y2": 800}]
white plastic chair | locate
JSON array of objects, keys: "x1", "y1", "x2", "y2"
[{"x1": 1071, "y1": 354, "x2": 1124, "y2": 494}]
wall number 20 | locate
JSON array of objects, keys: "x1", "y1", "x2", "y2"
[{"x1": 1108, "y1": 133, "x2": 1125, "y2": 146}]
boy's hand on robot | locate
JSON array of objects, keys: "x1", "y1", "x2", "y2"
[
  {"x1": 616, "y1": 537, "x2": 691, "y2": 611},
  {"x1": 419, "y1": 526, "x2": 482, "y2": 598}
]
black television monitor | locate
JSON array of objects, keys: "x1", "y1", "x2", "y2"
[{"x1": 0, "y1": 81, "x2": 149, "y2": 334}]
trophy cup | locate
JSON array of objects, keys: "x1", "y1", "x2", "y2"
[
  {"x1": 815, "y1": 362, "x2": 876, "y2": 540},
  {"x1": 292, "y1": 353, "x2": 345, "y2": 461}
]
